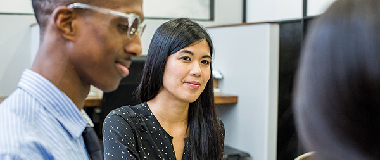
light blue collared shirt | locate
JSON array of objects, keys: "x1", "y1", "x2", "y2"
[{"x1": 0, "y1": 69, "x2": 90, "y2": 159}]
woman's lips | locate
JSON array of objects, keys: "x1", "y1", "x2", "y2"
[{"x1": 186, "y1": 81, "x2": 200, "y2": 89}]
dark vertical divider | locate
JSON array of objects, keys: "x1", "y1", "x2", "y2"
[
  {"x1": 277, "y1": 16, "x2": 314, "y2": 160},
  {"x1": 243, "y1": 0, "x2": 247, "y2": 23},
  {"x1": 277, "y1": 20, "x2": 302, "y2": 160},
  {"x1": 210, "y1": 0, "x2": 215, "y2": 21}
]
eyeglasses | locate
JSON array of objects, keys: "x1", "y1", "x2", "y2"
[{"x1": 67, "y1": 3, "x2": 146, "y2": 38}]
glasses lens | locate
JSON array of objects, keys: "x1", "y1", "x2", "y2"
[
  {"x1": 139, "y1": 23, "x2": 146, "y2": 36},
  {"x1": 129, "y1": 18, "x2": 140, "y2": 36}
]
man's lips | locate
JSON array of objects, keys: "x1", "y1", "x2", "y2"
[{"x1": 115, "y1": 60, "x2": 131, "y2": 77}]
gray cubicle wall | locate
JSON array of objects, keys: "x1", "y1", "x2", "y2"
[
  {"x1": 209, "y1": 23, "x2": 279, "y2": 160},
  {"x1": 0, "y1": 15, "x2": 36, "y2": 97}
]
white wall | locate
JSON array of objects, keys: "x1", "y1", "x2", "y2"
[
  {"x1": 307, "y1": 0, "x2": 336, "y2": 16},
  {"x1": 143, "y1": 0, "x2": 211, "y2": 20},
  {"x1": 0, "y1": 0, "x2": 34, "y2": 96},
  {"x1": 246, "y1": 0, "x2": 302, "y2": 23},
  {"x1": 0, "y1": 15, "x2": 36, "y2": 96},
  {"x1": 140, "y1": 0, "x2": 243, "y2": 56},
  {"x1": 210, "y1": 23, "x2": 279, "y2": 160},
  {"x1": 0, "y1": 0, "x2": 33, "y2": 14},
  {"x1": 246, "y1": 0, "x2": 336, "y2": 22}
]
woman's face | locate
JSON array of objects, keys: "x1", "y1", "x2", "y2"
[{"x1": 160, "y1": 39, "x2": 211, "y2": 103}]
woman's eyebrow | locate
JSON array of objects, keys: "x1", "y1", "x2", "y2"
[
  {"x1": 202, "y1": 55, "x2": 211, "y2": 59},
  {"x1": 178, "y1": 49, "x2": 194, "y2": 55},
  {"x1": 179, "y1": 50, "x2": 211, "y2": 59}
]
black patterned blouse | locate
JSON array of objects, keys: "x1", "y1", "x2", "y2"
[{"x1": 103, "y1": 102, "x2": 193, "y2": 160}]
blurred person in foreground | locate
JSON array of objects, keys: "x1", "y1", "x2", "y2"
[{"x1": 294, "y1": 0, "x2": 380, "y2": 159}]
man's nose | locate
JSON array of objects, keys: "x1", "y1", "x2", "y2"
[{"x1": 125, "y1": 35, "x2": 142, "y2": 57}]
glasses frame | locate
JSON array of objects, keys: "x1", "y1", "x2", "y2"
[{"x1": 67, "y1": 3, "x2": 146, "y2": 38}]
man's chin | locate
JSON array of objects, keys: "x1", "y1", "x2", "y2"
[{"x1": 98, "y1": 82, "x2": 120, "y2": 93}]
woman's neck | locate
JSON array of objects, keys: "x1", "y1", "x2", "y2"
[
  {"x1": 149, "y1": 99, "x2": 189, "y2": 139},
  {"x1": 147, "y1": 96, "x2": 189, "y2": 124},
  {"x1": 147, "y1": 88, "x2": 191, "y2": 138}
]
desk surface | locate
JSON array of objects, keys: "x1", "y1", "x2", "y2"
[
  {"x1": 214, "y1": 93, "x2": 238, "y2": 104},
  {"x1": 85, "y1": 93, "x2": 238, "y2": 108},
  {"x1": 0, "y1": 97, "x2": 5, "y2": 103},
  {"x1": 1, "y1": 94, "x2": 238, "y2": 108}
]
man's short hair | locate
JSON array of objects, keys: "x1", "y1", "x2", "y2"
[{"x1": 31, "y1": 0, "x2": 94, "y2": 33}]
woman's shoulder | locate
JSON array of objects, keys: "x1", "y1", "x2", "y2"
[
  {"x1": 218, "y1": 118, "x2": 225, "y2": 138},
  {"x1": 105, "y1": 103, "x2": 147, "y2": 119},
  {"x1": 218, "y1": 118, "x2": 224, "y2": 128}
]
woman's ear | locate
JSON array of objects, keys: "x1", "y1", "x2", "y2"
[{"x1": 52, "y1": 6, "x2": 77, "y2": 41}]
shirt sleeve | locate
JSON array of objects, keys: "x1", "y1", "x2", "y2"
[
  {"x1": 103, "y1": 113, "x2": 139, "y2": 160},
  {"x1": 0, "y1": 155, "x2": 21, "y2": 160}
]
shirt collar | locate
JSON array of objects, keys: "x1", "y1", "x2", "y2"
[
  {"x1": 18, "y1": 69, "x2": 88, "y2": 138},
  {"x1": 81, "y1": 109, "x2": 94, "y2": 127}
]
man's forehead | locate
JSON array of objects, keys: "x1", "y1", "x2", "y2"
[
  {"x1": 98, "y1": 0, "x2": 144, "y2": 18},
  {"x1": 98, "y1": 0, "x2": 143, "y2": 9}
]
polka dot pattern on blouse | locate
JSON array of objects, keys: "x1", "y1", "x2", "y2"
[{"x1": 103, "y1": 102, "x2": 192, "y2": 160}]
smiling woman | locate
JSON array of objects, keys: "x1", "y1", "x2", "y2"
[
  {"x1": 162, "y1": 40, "x2": 212, "y2": 103},
  {"x1": 103, "y1": 18, "x2": 224, "y2": 160}
]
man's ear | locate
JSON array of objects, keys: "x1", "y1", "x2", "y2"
[{"x1": 52, "y1": 6, "x2": 77, "y2": 41}]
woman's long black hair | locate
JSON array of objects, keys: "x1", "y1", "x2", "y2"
[{"x1": 137, "y1": 18, "x2": 224, "y2": 159}]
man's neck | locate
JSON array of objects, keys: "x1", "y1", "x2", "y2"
[{"x1": 31, "y1": 46, "x2": 90, "y2": 110}]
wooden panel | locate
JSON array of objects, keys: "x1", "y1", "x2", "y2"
[
  {"x1": 0, "y1": 97, "x2": 6, "y2": 103},
  {"x1": 214, "y1": 93, "x2": 238, "y2": 104},
  {"x1": 85, "y1": 93, "x2": 238, "y2": 107},
  {"x1": 84, "y1": 98, "x2": 102, "y2": 108}
]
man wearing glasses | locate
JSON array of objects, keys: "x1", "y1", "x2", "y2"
[{"x1": 0, "y1": 0, "x2": 145, "y2": 159}]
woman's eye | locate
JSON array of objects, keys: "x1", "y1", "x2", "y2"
[
  {"x1": 180, "y1": 56, "x2": 191, "y2": 61},
  {"x1": 201, "y1": 60, "x2": 211, "y2": 65}
]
